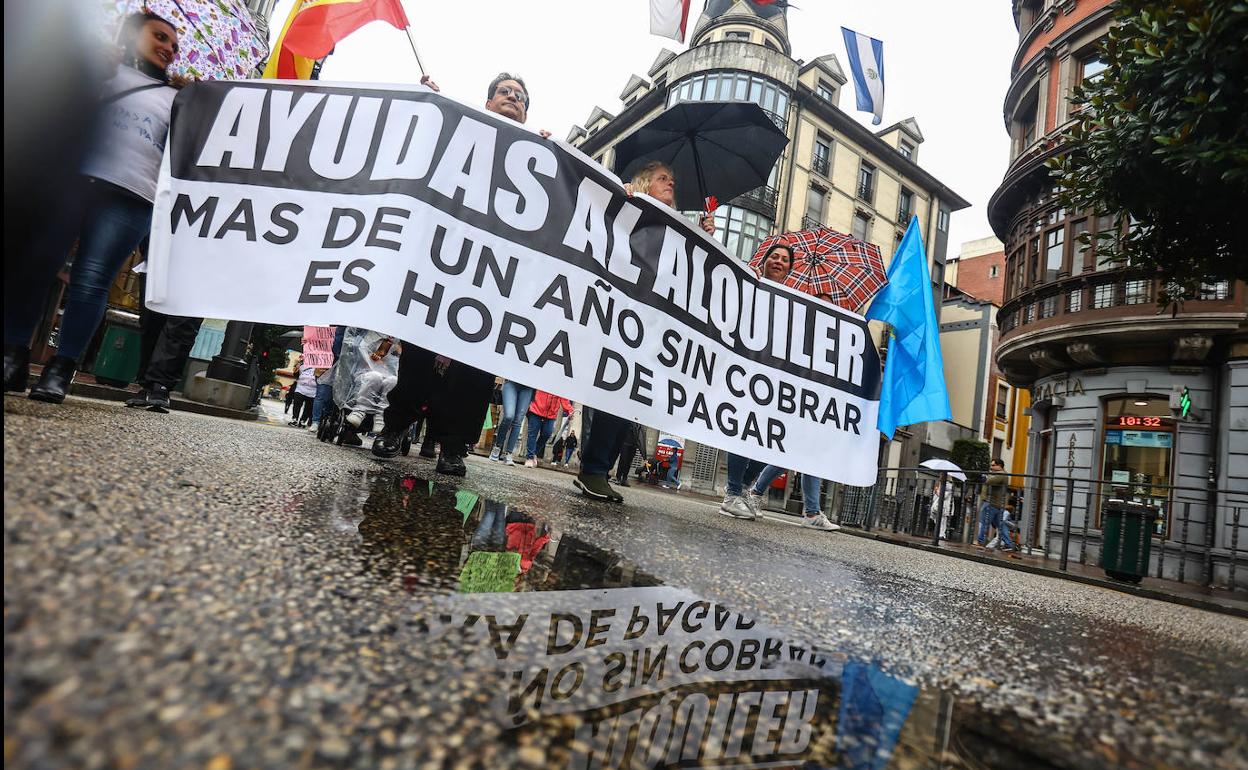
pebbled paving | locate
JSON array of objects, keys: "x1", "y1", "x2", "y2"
[{"x1": 4, "y1": 394, "x2": 1247, "y2": 770}]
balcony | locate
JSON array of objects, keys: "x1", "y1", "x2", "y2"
[
  {"x1": 811, "y1": 154, "x2": 830, "y2": 177},
  {"x1": 801, "y1": 215, "x2": 823, "y2": 231},
  {"x1": 994, "y1": 271, "x2": 1245, "y2": 386},
  {"x1": 730, "y1": 184, "x2": 778, "y2": 218},
  {"x1": 856, "y1": 182, "x2": 874, "y2": 203}
]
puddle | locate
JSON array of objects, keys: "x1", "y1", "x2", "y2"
[{"x1": 302, "y1": 468, "x2": 1085, "y2": 769}]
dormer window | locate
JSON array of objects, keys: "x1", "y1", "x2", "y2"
[
  {"x1": 899, "y1": 141, "x2": 914, "y2": 159},
  {"x1": 726, "y1": 30, "x2": 750, "y2": 41},
  {"x1": 816, "y1": 81, "x2": 835, "y2": 101}
]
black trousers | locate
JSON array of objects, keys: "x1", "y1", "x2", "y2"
[
  {"x1": 581, "y1": 407, "x2": 630, "y2": 477},
  {"x1": 614, "y1": 429, "x2": 638, "y2": 481},
  {"x1": 383, "y1": 344, "x2": 495, "y2": 454},
  {"x1": 290, "y1": 392, "x2": 313, "y2": 423},
  {"x1": 136, "y1": 272, "x2": 203, "y2": 389}
]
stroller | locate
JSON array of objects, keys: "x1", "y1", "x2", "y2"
[{"x1": 317, "y1": 328, "x2": 411, "y2": 454}]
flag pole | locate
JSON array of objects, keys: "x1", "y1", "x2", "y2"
[{"x1": 404, "y1": 26, "x2": 426, "y2": 77}]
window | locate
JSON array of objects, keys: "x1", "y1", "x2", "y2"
[
  {"x1": 899, "y1": 141, "x2": 914, "y2": 160},
  {"x1": 897, "y1": 187, "x2": 914, "y2": 223},
  {"x1": 1093, "y1": 283, "x2": 1115, "y2": 308},
  {"x1": 856, "y1": 162, "x2": 875, "y2": 202},
  {"x1": 1124, "y1": 279, "x2": 1151, "y2": 305},
  {"x1": 804, "y1": 186, "x2": 826, "y2": 226},
  {"x1": 1095, "y1": 214, "x2": 1118, "y2": 270},
  {"x1": 852, "y1": 212, "x2": 871, "y2": 242},
  {"x1": 812, "y1": 135, "x2": 831, "y2": 176},
  {"x1": 711, "y1": 205, "x2": 773, "y2": 261},
  {"x1": 937, "y1": 209, "x2": 949, "y2": 232},
  {"x1": 764, "y1": 40, "x2": 778, "y2": 51},
  {"x1": 1198, "y1": 280, "x2": 1230, "y2": 300},
  {"x1": 1044, "y1": 227, "x2": 1064, "y2": 282},
  {"x1": 990, "y1": 265, "x2": 1000, "y2": 278},
  {"x1": 1023, "y1": 303, "x2": 1036, "y2": 324},
  {"x1": 1071, "y1": 218, "x2": 1089, "y2": 276},
  {"x1": 1029, "y1": 236, "x2": 1040, "y2": 284},
  {"x1": 1080, "y1": 56, "x2": 1108, "y2": 84},
  {"x1": 669, "y1": 72, "x2": 789, "y2": 129},
  {"x1": 816, "y1": 81, "x2": 835, "y2": 101},
  {"x1": 1067, "y1": 289, "x2": 1083, "y2": 313},
  {"x1": 1099, "y1": 397, "x2": 1175, "y2": 534},
  {"x1": 993, "y1": 437, "x2": 1005, "y2": 458},
  {"x1": 726, "y1": 30, "x2": 750, "y2": 41},
  {"x1": 996, "y1": 384, "x2": 1009, "y2": 419},
  {"x1": 1039, "y1": 295, "x2": 1057, "y2": 318}
]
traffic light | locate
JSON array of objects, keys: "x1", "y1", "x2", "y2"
[
  {"x1": 1179, "y1": 387, "x2": 1192, "y2": 418},
  {"x1": 1170, "y1": 386, "x2": 1199, "y2": 421}
]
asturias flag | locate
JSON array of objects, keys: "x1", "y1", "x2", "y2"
[{"x1": 864, "y1": 217, "x2": 951, "y2": 440}]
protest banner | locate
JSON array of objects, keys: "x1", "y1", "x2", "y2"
[
  {"x1": 145, "y1": 81, "x2": 882, "y2": 483},
  {"x1": 301, "y1": 324, "x2": 335, "y2": 367}
]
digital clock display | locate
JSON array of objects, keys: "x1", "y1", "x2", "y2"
[{"x1": 1116, "y1": 415, "x2": 1164, "y2": 427}]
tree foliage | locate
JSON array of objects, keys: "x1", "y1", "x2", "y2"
[
  {"x1": 1050, "y1": 0, "x2": 1248, "y2": 299},
  {"x1": 952, "y1": 439, "x2": 991, "y2": 481}
]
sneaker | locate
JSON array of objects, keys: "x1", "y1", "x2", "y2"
[
  {"x1": 575, "y1": 473, "x2": 623, "y2": 503},
  {"x1": 373, "y1": 417, "x2": 385, "y2": 434},
  {"x1": 125, "y1": 388, "x2": 150, "y2": 408},
  {"x1": 719, "y1": 496, "x2": 756, "y2": 520},
  {"x1": 524, "y1": 458, "x2": 537, "y2": 468},
  {"x1": 307, "y1": 422, "x2": 318, "y2": 432},
  {"x1": 802, "y1": 513, "x2": 840, "y2": 532},
  {"x1": 743, "y1": 489, "x2": 762, "y2": 517},
  {"x1": 346, "y1": 410, "x2": 365, "y2": 428},
  {"x1": 488, "y1": 446, "x2": 501, "y2": 462},
  {"x1": 505, "y1": 453, "x2": 516, "y2": 466}
]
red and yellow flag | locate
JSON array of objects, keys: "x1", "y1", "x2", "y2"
[{"x1": 264, "y1": 0, "x2": 410, "y2": 79}]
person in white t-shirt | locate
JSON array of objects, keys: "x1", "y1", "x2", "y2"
[{"x1": 4, "y1": 12, "x2": 181, "y2": 404}]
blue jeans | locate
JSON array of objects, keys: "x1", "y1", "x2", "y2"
[
  {"x1": 725, "y1": 453, "x2": 766, "y2": 497},
  {"x1": 5, "y1": 179, "x2": 152, "y2": 360},
  {"x1": 493, "y1": 381, "x2": 534, "y2": 454},
  {"x1": 525, "y1": 413, "x2": 555, "y2": 460},
  {"x1": 563, "y1": 446, "x2": 575, "y2": 464},
  {"x1": 311, "y1": 383, "x2": 333, "y2": 424},
  {"x1": 665, "y1": 458, "x2": 680, "y2": 485},
  {"x1": 977, "y1": 503, "x2": 1013, "y2": 548},
  {"x1": 752, "y1": 466, "x2": 824, "y2": 515}
]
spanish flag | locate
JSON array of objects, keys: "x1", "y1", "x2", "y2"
[{"x1": 264, "y1": 0, "x2": 411, "y2": 79}]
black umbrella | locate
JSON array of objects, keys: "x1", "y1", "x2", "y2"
[
  {"x1": 278, "y1": 329, "x2": 303, "y2": 352},
  {"x1": 613, "y1": 101, "x2": 789, "y2": 212}
]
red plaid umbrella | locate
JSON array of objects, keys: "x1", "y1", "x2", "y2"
[{"x1": 749, "y1": 227, "x2": 887, "y2": 312}]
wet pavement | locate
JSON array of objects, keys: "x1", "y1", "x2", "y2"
[{"x1": 5, "y1": 394, "x2": 1248, "y2": 769}]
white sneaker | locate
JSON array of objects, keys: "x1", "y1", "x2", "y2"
[
  {"x1": 524, "y1": 458, "x2": 537, "y2": 468},
  {"x1": 488, "y1": 446, "x2": 501, "y2": 461},
  {"x1": 505, "y1": 453, "x2": 516, "y2": 466},
  {"x1": 802, "y1": 513, "x2": 840, "y2": 531},
  {"x1": 719, "y1": 496, "x2": 756, "y2": 520},
  {"x1": 307, "y1": 422, "x2": 318, "y2": 432},
  {"x1": 372, "y1": 417, "x2": 385, "y2": 434},
  {"x1": 345, "y1": 410, "x2": 365, "y2": 428},
  {"x1": 744, "y1": 490, "x2": 763, "y2": 517}
]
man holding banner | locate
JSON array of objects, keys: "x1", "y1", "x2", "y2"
[{"x1": 370, "y1": 73, "x2": 537, "y2": 477}]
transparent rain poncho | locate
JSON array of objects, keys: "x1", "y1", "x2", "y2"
[{"x1": 331, "y1": 327, "x2": 401, "y2": 418}]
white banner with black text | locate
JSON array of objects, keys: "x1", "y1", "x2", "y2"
[{"x1": 146, "y1": 81, "x2": 882, "y2": 484}]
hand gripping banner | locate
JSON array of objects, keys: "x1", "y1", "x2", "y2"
[{"x1": 146, "y1": 81, "x2": 882, "y2": 484}]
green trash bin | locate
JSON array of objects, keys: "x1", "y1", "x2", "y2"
[
  {"x1": 1101, "y1": 499, "x2": 1156, "y2": 583},
  {"x1": 92, "y1": 323, "x2": 142, "y2": 387}
]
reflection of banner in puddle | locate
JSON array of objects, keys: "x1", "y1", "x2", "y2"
[{"x1": 417, "y1": 586, "x2": 918, "y2": 769}]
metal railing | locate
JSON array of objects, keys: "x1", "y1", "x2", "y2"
[
  {"x1": 835, "y1": 466, "x2": 1247, "y2": 592},
  {"x1": 801, "y1": 215, "x2": 823, "y2": 231},
  {"x1": 812, "y1": 154, "x2": 830, "y2": 176},
  {"x1": 731, "y1": 184, "x2": 778, "y2": 212}
]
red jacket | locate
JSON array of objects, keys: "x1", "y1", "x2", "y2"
[{"x1": 528, "y1": 391, "x2": 572, "y2": 419}]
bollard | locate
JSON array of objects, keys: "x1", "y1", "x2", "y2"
[
  {"x1": 1178, "y1": 502, "x2": 1190, "y2": 584},
  {"x1": 1231, "y1": 508, "x2": 1241, "y2": 591},
  {"x1": 1059, "y1": 477, "x2": 1074, "y2": 572}
]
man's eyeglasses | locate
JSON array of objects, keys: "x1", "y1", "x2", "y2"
[{"x1": 494, "y1": 84, "x2": 528, "y2": 106}]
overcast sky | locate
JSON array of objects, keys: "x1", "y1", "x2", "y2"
[{"x1": 267, "y1": 0, "x2": 1018, "y2": 254}]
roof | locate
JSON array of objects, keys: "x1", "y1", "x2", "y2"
[
  {"x1": 618, "y1": 74, "x2": 650, "y2": 101},
  {"x1": 875, "y1": 117, "x2": 925, "y2": 144}
]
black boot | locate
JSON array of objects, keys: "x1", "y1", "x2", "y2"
[
  {"x1": 436, "y1": 451, "x2": 467, "y2": 477},
  {"x1": 372, "y1": 427, "x2": 406, "y2": 458},
  {"x1": 3, "y1": 344, "x2": 30, "y2": 393},
  {"x1": 28, "y1": 355, "x2": 76, "y2": 404},
  {"x1": 125, "y1": 387, "x2": 150, "y2": 408},
  {"x1": 419, "y1": 438, "x2": 437, "y2": 459}
]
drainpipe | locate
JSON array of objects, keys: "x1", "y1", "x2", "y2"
[
  {"x1": 1203, "y1": 364, "x2": 1222, "y2": 586},
  {"x1": 778, "y1": 96, "x2": 802, "y2": 231}
]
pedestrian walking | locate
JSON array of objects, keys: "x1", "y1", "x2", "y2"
[
  {"x1": 289, "y1": 359, "x2": 318, "y2": 427},
  {"x1": 125, "y1": 264, "x2": 202, "y2": 413},
  {"x1": 488, "y1": 379, "x2": 534, "y2": 466},
  {"x1": 562, "y1": 430, "x2": 578, "y2": 466},
  {"x1": 975, "y1": 459, "x2": 1014, "y2": 551},
  {"x1": 4, "y1": 12, "x2": 182, "y2": 402},
  {"x1": 574, "y1": 161, "x2": 714, "y2": 502},
  {"x1": 372, "y1": 72, "x2": 550, "y2": 478},
  {"x1": 284, "y1": 386, "x2": 296, "y2": 415},
  {"x1": 524, "y1": 390, "x2": 572, "y2": 467},
  {"x1": 550, "y1": 436, "x2": 565, "y2": 467},
  {"x1": 929, "y1": 480, "x2": 956, "y2": 540}
]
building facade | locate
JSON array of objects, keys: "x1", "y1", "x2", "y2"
[
  {"x1": 566, "y1": 0, "x2": 969, "y2": 505},
  {"x1": 988, "y1": 0, "x2": 1246, "y2": 586}
]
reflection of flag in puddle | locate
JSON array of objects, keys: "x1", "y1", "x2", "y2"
[{"x1": 837, "y1": 661, "x2": 920, "y2": 770}]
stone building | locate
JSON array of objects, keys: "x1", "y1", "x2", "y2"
[
  {"x1": 563, "y1": 0, "x2": 970, "y2": 510},
  {"x1": 988, "y1": 0, "x2": 1246, "y2": 585}
]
